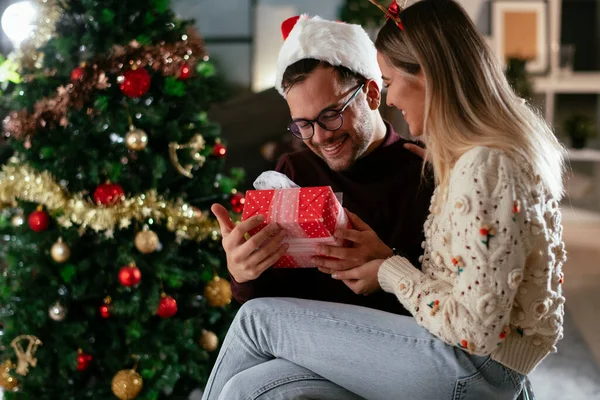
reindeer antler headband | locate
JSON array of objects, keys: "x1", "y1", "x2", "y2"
[{"x1": 367, "y1": 0, "x2": 407, "y2": 30}]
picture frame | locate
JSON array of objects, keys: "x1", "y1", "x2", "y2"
[{"x1": 492, "y1": 0, "x2": 550, "y2": 75}]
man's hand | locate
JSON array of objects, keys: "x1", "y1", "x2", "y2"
[
  {"x1": 331, "y1": 259, "x2": 385, "y2": 295},
  {"x1": 211, "y1": 204, "x2": 288, "y2": 283},
  {"x1": 312, "y1": 209, "x2": 392, "y2": 272}
]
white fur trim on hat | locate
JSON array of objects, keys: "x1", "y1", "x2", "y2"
[{"x1": 275, "y1": 15, "x2": 382, "y2": 98}]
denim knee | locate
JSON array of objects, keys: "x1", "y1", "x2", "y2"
[
  {"x1": 239, "y1": 298, "x2": 274, "y2": 315},
  {"x1": 219, "y1": 374, "x2": 247, "y2": 400},
  {"x1": 234, "y1": 298, "x2": 272, "y2": 325},
  {"x1": 235, "y1": 298, "x2": 287, "y2": 326}
]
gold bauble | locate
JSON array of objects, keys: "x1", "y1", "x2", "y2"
[
  {"x1": 134, "y1": 228, "x2": 159, "y2": 254},
  {"x1": 204, "y1": 276, "x2": 232, "y2": 307},
  {"x1": 199, "y1": 330, "x2": 219, "y2": 352},
  {"x1": 0, "y1": 360, "x2": 19, "y2": 391},
  {"x1": 112, "y1": 369, "x2": 143, "y2": 400},
  {"x1": 51, "y1": 238, "x2": 71, "y2": 263},
  {"x1": 125, "y1": 126, "x2": 148, "y2": 151},
  {"x1": 11, "y1": 215, "x2": 24, "y2": 227}
]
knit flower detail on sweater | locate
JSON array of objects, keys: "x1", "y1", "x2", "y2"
[{"x1": 378, "y1": 147, "x2": 566, "y2": 375}]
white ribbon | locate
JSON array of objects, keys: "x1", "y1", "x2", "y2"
[
  {"x1": 267, "y1": 187, "x2": 348, "y2": 265},
  {"x1": 253, "y1": 170, "x2": 348, "y2": 266}
]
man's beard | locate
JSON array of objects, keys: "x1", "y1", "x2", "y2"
[
  {"x1": 319, "y1": 114, "x2": 374, "y2": 172},
  {"x1": 352, "y1": 104, "x2": 375, "y2": 158}
]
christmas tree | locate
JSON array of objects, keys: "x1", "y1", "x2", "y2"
[
  {"x1": 339, "y1": 0, "x2": 391, "y2": 29},
  {"x1": 0, "y1": 0, "x2": 245, "y2": 398}
]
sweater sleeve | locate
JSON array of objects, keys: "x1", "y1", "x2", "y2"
[
  {"x1": 378, "y1": 148, "x2": 533, "y2": 355},
  {"x1": 275, "y1": 155, "x2": 295, "y2": 182}
]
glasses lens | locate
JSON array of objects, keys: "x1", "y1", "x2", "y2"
[
  {"x1": 318, "y1": 111, "x2": 343, "y2": 131},
  {"x1": 290, "y1": 121, "x2": 313, "y2": 138}
]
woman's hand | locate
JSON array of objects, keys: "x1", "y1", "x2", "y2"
[
  {"x1": 312, "y1": 210, "x2": 392, "y2": 272},
  {"x1": 404, "y1": 143, "x2": 426, "y2": 159},
  {"x1": 326, "y1": 259, "x2": 386, "y2": 296}
]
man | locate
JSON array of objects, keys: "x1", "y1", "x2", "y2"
[
  {"x1": 211, "y1": 15, "x2": 432, "y2": 316},
  {"x1": 203, "y1": 15, "x2": 434, "y2": 400}
]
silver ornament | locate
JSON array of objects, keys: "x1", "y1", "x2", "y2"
[
  {"x1": 48, "y1": 302, "x2": 67, "y2": 321},
  {"x1": 11, "y1": 215, "x2": 24, "y2": 227}
]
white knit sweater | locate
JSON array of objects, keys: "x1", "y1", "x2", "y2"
[{"x1": 378, "y1": 146, "x2": 566, "y2": 375}]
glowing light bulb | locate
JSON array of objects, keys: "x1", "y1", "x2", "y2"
[{"x1": 1, "y1": 1, "x2": 38, "y2": 48}]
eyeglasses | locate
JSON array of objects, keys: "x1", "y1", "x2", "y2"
[{"x1": 287, "y1": 83, "x2": 365, "y2": 140}]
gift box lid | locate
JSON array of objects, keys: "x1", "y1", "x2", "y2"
[
  {"x1": 242, "y1": 186, "x2": 336, "y2": 218},
  {"x1": 242, "y1": 186, "x2": 342, "y2": 237}
]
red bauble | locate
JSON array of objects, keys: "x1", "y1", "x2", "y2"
[
  {"x1": 179, "y1": 63, "x2": 191, "y2": 80},
  {"x1": 119, "y1": 68, "x2": 151, "y2": 98},
  {"x1": 76, "y1": 351, "x2": 92, "y2": 371},
  {"x1": 230, "y1": 193, "x2": 246, "y2": 214},
  {"x1": 213, "y1": 143, "x2": 227, "y2": 158},
  {"x1": 157, "y1": 294, "x2": 177, "y2": 318},
  {"x1": 71, "y1": 66, "x2": 85, "y2": 82},
  {"x1": 28, "y1": 208, "x2": 50, "y2": 232},
  {"x1": 99, "y1": 305, "x2": 111, "y2": 318},
  {"x1": 93, "y1": 182, "x2": 124, "y2": 206},
  {"x1": 118, "y1": 263, "x2": 141, "y2": 287}
]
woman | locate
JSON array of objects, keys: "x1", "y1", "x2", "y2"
[{"x1": 202, "y1": 1, "x2": 567, "y2": 399}]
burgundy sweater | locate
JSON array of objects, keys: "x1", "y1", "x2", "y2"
[{"x1": 230, "y1": 124, "x2": 434, "y2": 315}]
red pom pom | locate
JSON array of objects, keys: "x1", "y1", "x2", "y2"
[
  {"x1": 281, "y1": 16, "x2": 300, "y2": 40},
  {"x1": 230, "y1": 193, "x2": 246, "y2": 214},
  {"x1": 93, "y1": 182, "x2": 124, "y2": 206},
  {"x1": 513, "y1": 201, "x2": 521, "y2": 213},
  {"x1": 119, "y1": 68, "x2": 151, "y2": 98},
  {"x1": 99, "y1": 305, "x2": 111, "y2": 319},
  {"x1": 76, "y1": 351, "x2": 92, "y2": 371},
  {"x1": 28, "y1": 208, "x2": 50, "y2": 232},
  {"x1": 118, "y1": 263, "x2": 141, "y2": 287},
  {"x1": 71, "y1": 66, "x2": 85, "y2": 82},
  {"x1": 157, "y1": 294, "x2": 177, "y2": 318},
  {"x1": 179, "y1": 63, "x2": 191, "y2": 80}
]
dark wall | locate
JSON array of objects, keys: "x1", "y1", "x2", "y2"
[
  {"x1": 561, "y1": 0, "x2": 599, "y2": 71},
  {"x1": 208, "y1": 88, "x2": 295, "y2": 190}
]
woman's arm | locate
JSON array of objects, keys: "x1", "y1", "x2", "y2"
[{"x1": 378, "y1": 148, "x2": 534, "y2": 355}]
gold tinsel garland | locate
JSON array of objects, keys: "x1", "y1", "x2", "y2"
[
  {"x1": 0, "y1": 164, "x2": 220, "y2": 242},
  {"x1": 4, "y1": 28, "x2": 207, "y2": 140},
  {"x1": 16, "y1": 0, "x2": 62, "y2": 70}
]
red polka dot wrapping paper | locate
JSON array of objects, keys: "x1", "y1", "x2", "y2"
[{"x1": 241, "y1": 186, "x2": 349, "y2": 267}]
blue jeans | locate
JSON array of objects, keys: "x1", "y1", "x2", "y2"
[{"x1": 202, "y1": 298, "x2": 524, "y2": 400}]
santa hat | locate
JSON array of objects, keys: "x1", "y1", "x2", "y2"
[{"x1": 275, "y1": 15, "x2": 383, "y2": 98}]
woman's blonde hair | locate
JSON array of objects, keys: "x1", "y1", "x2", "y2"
[{"x1": 375, "y1": 0, "x2": 566, "y2": 200}]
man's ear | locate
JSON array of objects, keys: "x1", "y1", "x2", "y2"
[{"x1": 365, "y1": 79, "x2": 381, "y2": 110}]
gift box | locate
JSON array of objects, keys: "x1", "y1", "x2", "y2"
[{"x1": 242, "y1": 186, "x2": 349, "y2": 268}]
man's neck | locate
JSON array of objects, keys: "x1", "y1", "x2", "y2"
[{"x1": 363, "y1": 116, "x2": 388, "y2": 157}]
